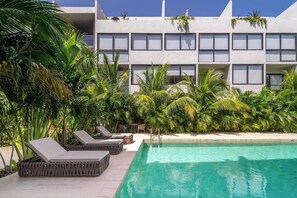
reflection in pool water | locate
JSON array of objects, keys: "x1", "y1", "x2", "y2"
[{"x1": 116, "y1": 143, "x2": 297, "y2": 198}]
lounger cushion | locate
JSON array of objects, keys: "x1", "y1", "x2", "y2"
[
  {"x1": 74, "y1": 130, "x2": 124, "y2": 145},
  {"x1": 27, "y1": 137, "x2": 67, "y2": 162},
  {"x1": 73, "y1": 130, "x2": 96, "y2": 144},
  {"x1": 50, "y1": 151, "x2": 109, "y2": 162},
  {"x1": 96, "y1": 126, "x2": 112, "y2": 137}
]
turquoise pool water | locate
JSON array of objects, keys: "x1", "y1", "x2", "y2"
[{"x1": 116, "y1": 143, "x2": 297, "y2": 198}]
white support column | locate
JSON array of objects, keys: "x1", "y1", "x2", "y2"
[
  {"x1": 95, "y1": 0, "x2": 98, "y2": 20},
  {"x1": 161, "y1": 0, "x2": 165, "y2": 18},
  {"x1": 94, "y1": 0, "x2": 97, "y2": 51}
]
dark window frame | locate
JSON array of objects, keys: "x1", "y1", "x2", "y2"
[
  {"x1": 167, "y1": 65, "x2": 196, "y2": 84},
  {"x1": 266, "y1": 33, "x2": 297, "y2": 62},
  {"x1": 131, "y1": 65, "x2": 157, "y2": 85},
  {"x1": 165, "y1": 33, "x2": 197, "y2": 51},
  {"x1": 266, "y1": 73, "x2": 284, "y2": 90},
  {"x1": 232, "y1": 64, "x2": 264, "y2": 85},
  {"x1": 232, "y1": 33, "x2": 263, "y2": 50},
  {"x1": 131, "y1": 33, "x2": 163, "y2": 51},
  {"x1": 97, "y1": 33, "x2": 129, "y2": 62},
  {"x1": 131, "y1": 64, "x2": 196, "y2": 85},
  {"x1": 198, "y1": 33, "x2": 230, "y2": 62}
]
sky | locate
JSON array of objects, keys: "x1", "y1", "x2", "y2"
[{"x1": 51, "y1": 0, "x2": 297, "y2": 17}]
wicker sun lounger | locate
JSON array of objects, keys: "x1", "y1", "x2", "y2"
[
  {"x1": 94, "y1": 126, "x2": 133, "y2": 144},
  {"x1": 68, "y1": 130, "x2": 124, "y2": 155},
  {"x1": 18, "y1": 137, "x2": 110, "y2": 177}
]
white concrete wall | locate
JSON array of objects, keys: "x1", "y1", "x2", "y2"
[
  {"x1": 60, "y1": 0, "x2": 297, "y2": 93},
  {"x1": 231, "y1": 51, "x2": 265, "y2": 63},
  {"x1": 129, "y1": 51, "x2": 198, "y2": 65},
  {"x1": 130, "y1": 85, "x2": 140, "y2": 93}
]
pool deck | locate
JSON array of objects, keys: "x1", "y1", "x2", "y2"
[
  {"x1": 145, "y1": 132, "x2": 297, "y2": 143},
  {"x1": 1, "y1": 132, "x2": 297, "y2": 198}
]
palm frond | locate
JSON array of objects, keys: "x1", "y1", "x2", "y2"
[
  {"x1": 31, "y1": 62, "x2": 72, "y2": 100},
  {"x1": 166, "y1": 96, "x2": 198, "y2": 120},
  {"x1": 0, "y1": 0, "x2": 70, "y2": 43},
  {"x1": 210, "y1": 97, "x2": 249, "y2": 112}
]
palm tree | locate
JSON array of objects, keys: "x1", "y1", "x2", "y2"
[
  {"x1": 0, "y1": 0, "x2": 72, "y2": 101},
  {"x1": 97, "y1": 52, "x2": 129, "y2": 95},
  {"x1": 181, "y1": 69, "x2": 249, "y2": 132},
  {"x1": 76, "y1": 52, "x2": 130, "y2": 132},
  {"x1": 0, "y1": 0, "x2": 74, "y2": 159},
  {"x1": 183, "y1": 69, "x2": 247, "y2": 111},
  {"x1": 138, "y1": 64, "x2": 169, "y2": 95},
  {"x1": 134, "y1": 64, "x2": 170, "y2": 133},
  {"x1": 134, "y1": 64, "x2": 198, "y2": 133},
  {"x1": 53, "y1": 31, "x2": 98, "y2": 145}
]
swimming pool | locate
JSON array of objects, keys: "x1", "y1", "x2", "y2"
[{"x1": 116, "y1": 142, "x2": 297, "y2": 198}]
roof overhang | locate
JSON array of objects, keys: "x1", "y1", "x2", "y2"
[{"x1": 60, "y1": 7, "x2": 95, "y2": 34}]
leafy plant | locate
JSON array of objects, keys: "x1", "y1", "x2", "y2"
[
  {"x1": 0, "y1": 0, "x2": 73, "y2": 159},
  {"x1": 138, "y1": 64, "x2": 169, "y2": 95},
  {"x1": 231, "y1": 10, "x2": 267, "y2": 28},
  {"x1": 121, "y1": 12, "x2": 129, "y2": 20},
  {"x1": 283, "y1": 70, "x2": 297, "y2": 92},
  {"x1": 171, "y1": 12, "x2": 194, "y2": 32},
  {"x1": 111, "y1": 16, "x2": 120, "y2": 21}
]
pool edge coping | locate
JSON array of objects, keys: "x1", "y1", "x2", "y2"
[{"x1": 113, "y1": 139, "x2": 144, "y2": 198}]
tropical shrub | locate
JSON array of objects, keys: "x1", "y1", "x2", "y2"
[
  {"x1": 171, "y1": 12, "x2": 194, "y2": 32},
  {"x1": 232, "y1": 10, "x2": 267, "y2": 28}
]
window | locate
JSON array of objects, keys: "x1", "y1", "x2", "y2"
[
  {"x1": 233, "y1": 65, "x2": 263, "y2": 85},
  {"x1": 233, "y1": 34, "x2": 263, "y2": 50},
  {"x1": 199, "y1": 34, "x2": 229, "y2": 62},
  {"x1": 165, "y1": 34, "x2": 196, "y2": 50},
  {"x1": 132, "y1": 34, "x2": 162, "y2": 50},
  {"x1": 131, "y1": 65, "x2": 196, "y2": 85},
  {"x1": 266, "y1": 34, "x2": 296, "y2": 62},
  {"x1": 266, "y1": 74, "x2": 283, "y2": 90},
  {"x1": 167, "y1": 65, "x2": 196, "y2": 84},
  {"x1": 98, "y1": 34, "x2": 129, "y2": 62},
  {"x1": 131, "y1": 65, "x2": 149, "y2": 85}
]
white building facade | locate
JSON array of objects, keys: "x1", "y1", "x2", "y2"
[{"x1": 61, "y1": 0, "x2": 297, "y2": 93}]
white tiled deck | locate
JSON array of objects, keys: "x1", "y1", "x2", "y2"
[{"x1": 1, "y1": 133, "x2": 297, "y2": 198}]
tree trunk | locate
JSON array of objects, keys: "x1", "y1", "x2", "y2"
[
  {"x1": 9, "y1": 127, "x2": 16, "y2": 173},
  {"x1": 9, "y1": 146, "x2": 14, "y2": 173},
  {"x1": 61, "y1": 106, "x2": 67, "y2": 146},
  {"x1": 0, "y1": 152, "x2": 6, "y2": 172}
]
